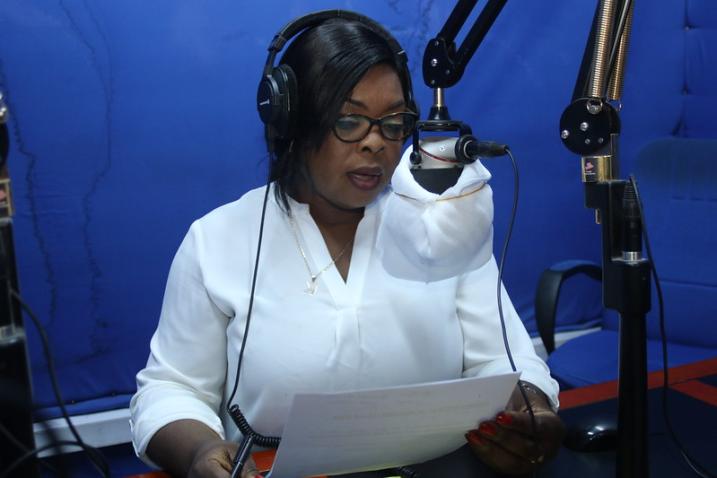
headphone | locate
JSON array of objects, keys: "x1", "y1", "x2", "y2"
[{"x1": 256, "y1": 9, "x2": 416, "y2": 147}]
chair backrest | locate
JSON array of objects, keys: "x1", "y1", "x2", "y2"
[{"x1": 603, "y1": 138, "x2": 717, "y2": 348}]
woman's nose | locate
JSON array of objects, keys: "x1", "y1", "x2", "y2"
[{"x1": 359, "y1": 124, "x2": 386, "y2": 153}]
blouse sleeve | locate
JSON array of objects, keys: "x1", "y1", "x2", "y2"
[
  {"x1": 456, "y1": 256, "x2": 560, "y2": 408},
  {"x1": 129, "y1": 221, "x2": 230, "y2": 461}
]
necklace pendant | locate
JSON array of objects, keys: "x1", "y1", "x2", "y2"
[{"x1": 305, "y1": 278, "x2": 318, "y2": 295}]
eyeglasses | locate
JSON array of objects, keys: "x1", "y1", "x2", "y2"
[{"x1": 332, "y1": 111, "x2": 418, "y2": 143}]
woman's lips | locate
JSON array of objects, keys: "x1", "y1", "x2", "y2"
[{"x1": 347, "y1": 170, "x2": 382, "y2": 190}]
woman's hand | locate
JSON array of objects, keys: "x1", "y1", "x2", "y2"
[
  {"x1": 465, "y1": 381, "x2": 565, "y2": 475},
  {"x1": 146, "y1": 420, "x2": 265, "y2": 478},
  {"x1": 188, "y1": 439, "x2": 263, "y2": 478}
]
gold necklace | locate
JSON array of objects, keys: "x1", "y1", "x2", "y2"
[{"x1": 287, "y1": 214, "x2": 353, "y2": 295}]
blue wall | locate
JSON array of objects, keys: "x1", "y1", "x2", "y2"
[{"x1": 0, "y1": 0, "x2": 713, "y2": 415}]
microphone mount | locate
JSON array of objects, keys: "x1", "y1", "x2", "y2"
[
  {"x1": 422, "y1": 0, "x2": 508, "y2": 91},
  {"x1": 411, "y1": 0, "x2": 508, "y2": 193},
  {"x1": 560, "y1": 2, "x2": 651, "y2": 477},
  {"x1": 418, "y1": 0, "x2": 507, "y2": 126}
]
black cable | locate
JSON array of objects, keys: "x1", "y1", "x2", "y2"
[
  {"x1": 492, "y1": 148, "x2": 539, "y2": 478},
  {"x1": 0, "y1": 440, "x2": 90, "y2": 478},
  {"x1": 225, "y1": 181, "x2": 281, "y2": 449},
  {"x1": 0, "y1": 420, "x2": 33, "y2": 457},
  {"x1": 10, "y1": 290, "x2": 110, "y2": 477},
  {"x1": 494, "y1": 149, "x2": 538, "y2": 440},
  {"x1": 631, "y1": 175, "x2": 716, "y2": 478},
  {"x1": 496, "y1": 148, "x2": 519, "y2": 372},
  {"x1": 0, "y1": 420, "x2": 62, "y2": 476},
  {"x1": 34, "y1": 418, "x2": 71, "y2": 478}
]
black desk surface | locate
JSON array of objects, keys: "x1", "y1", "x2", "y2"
[
  {"x1": 340, "y1": 357, "x2": 717, "y2": 478},
  {"x1": 48, "y1": 358, "x2": 717, "y2": 477}
]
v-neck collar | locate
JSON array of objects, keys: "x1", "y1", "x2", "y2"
[{"x1": 286, "y1": 196, "x2": 379, "y2": 307}]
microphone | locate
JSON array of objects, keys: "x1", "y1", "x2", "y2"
[
  {"x1": 409, "y1": 135, "x2": 507, "y2": 194},
  {"x1": 455, "y1": 135, "x2": 507, "y2": 160}
]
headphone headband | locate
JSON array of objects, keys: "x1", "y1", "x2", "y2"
[
  {"x1": 263, "y1": 10, "x2": 407, "y2": 76},
  {"x1": 257, "y1": 9, "x2": 414, "y2": 146}
]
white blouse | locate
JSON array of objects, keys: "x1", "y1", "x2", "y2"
[{"x1": 129, "y1": 156, "x2": 559, "y2": 461}]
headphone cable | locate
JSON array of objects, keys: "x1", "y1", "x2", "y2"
[{"x1": 225, "y1": 180, "x2": 282, "y2": 449}]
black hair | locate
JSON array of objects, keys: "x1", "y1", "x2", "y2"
[{"x1": 267, "y1": 19, "x2": 414, "y2": 212}]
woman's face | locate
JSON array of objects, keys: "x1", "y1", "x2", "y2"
[{"x1": 300, "y1": 63, "x2": 408, "y2": 211}]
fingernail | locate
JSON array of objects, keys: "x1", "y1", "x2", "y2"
[
  {"x1": 478, "y1": 422, "x2": 496, "y2": 436},
  {"x1": 496, "y1": 412, "x2": 513, "y2": 425},
  {"x1": 465, "y1": 431, "x2": 485, "y2": 446}
]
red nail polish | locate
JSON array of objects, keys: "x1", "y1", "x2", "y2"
[
  {"x1": 466, "y1": 431, "x2": 485, "y2": 446},
  {"x1": 479, "y1": 422, "x2": 496, "y2": 436},
  {"x1": 496, "y1": 412, "x2": 513, "y2": 425}
]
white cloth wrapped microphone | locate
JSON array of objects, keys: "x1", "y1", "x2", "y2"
[{"x1": 377, "y1": 137, "x2": 495, "y2": 282}]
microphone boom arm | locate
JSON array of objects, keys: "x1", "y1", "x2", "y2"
[
  {"x1": 423, "y1": 0, "x2": 508, "y2": 90},
  {"x1": 421, "y1": 0, "x2": 508, "y2": 122}
]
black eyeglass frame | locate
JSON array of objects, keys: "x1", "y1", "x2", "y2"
[{"x1": 332, "y1": 111, "x2": 418, "y2": 143}]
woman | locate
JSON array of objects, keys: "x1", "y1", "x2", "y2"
[{"x1": 130, "y1": 13, "x2": 564, "y2": 478}]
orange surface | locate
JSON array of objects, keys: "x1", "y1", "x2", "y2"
[
  {"x1": 126, "y1": 449, "x2": 328, "y2": 478},
  {"x1": 559, "y1": 356, "x2": 717, "y2": 409},
  {"x1": 670, "y1": 380, "x2": 717, "y2": 407}
]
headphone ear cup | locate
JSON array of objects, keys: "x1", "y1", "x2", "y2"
[
  {"x1": 257, "y1": 64, "x2": 298, "y2": 141},
  {"x1": 275, "y1": 65, "x2": 298, "y2": 139}
]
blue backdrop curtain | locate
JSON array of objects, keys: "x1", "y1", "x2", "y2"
[{"x1": 0, "y1": 0, "x2": 711, "y2": 416}]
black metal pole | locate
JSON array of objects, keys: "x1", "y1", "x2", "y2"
[
  {"x1": 1, "y1": 220, "x2": 40, "y2": 478},
  {"x1": 617, "y1": 310, "x2": 648, "y2": 477},
  {"x1": 561, "y1": 1, "x2": 648, "y2": 475},
  {"x1": 586, "y1": 179, "x2": 651, "y2": 478},
  {"x1": 1, "y1": 98, "x2": 40, "y2": 478}
]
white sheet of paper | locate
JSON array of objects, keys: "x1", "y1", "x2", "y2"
[{"x1": 268, "y1": 372, "x2": 520, "y2": 478}]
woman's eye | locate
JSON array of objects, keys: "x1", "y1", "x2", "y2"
[
  {"x1": 383, "y1": 117, "x2": 405, "y2": 128},
  {"x1": 335, "y1": 116, "x2": 362, "y2": 131},
  {"x1": 383, "y1": 123, "x2": 403, "y2": 134}
]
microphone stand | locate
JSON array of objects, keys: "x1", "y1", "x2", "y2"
[
  {"x1": 0, "y1": 94, "x2": 40, "y2": 477},
  {"x1": 559, "y1": 1, "x2": 651, "y2": 476},
  {"x1": 410, "y1": 0, "x2": 508, "y2": 193}
]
